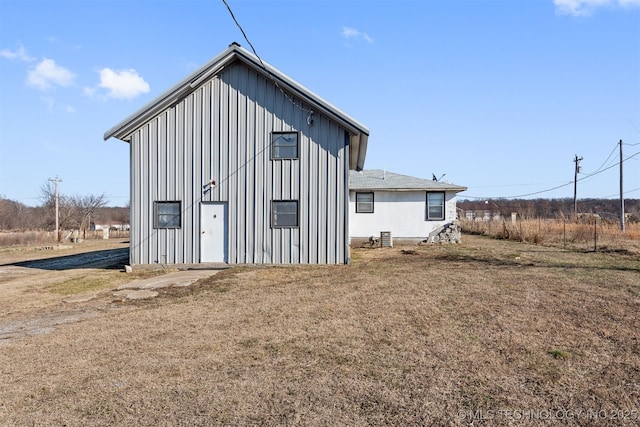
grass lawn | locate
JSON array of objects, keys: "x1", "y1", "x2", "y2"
[{"x1": 1, "y1": 235, "x2": 639, "y2": 426}]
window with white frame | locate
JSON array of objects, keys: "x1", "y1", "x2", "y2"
[
  {"x1": 426, "y1": 192, "x2": 445, "y2": 221},
  {"x1": 271, "y1": 132, "x2": 299, "y2": 159},
  {"x1": 154, "y1": 201, "x2": 181, "y2": 228},
  {"x1": 272, "y1": 200, "x2": 298, "y2": 228},
  {"x1": 355, "y1": 192, "x2": 374, "y2": 213}
]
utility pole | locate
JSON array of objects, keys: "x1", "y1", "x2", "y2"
[
  {"x1": 573, "y1": 155, "x2": 583, "y2": 216},
  {"x1": 48, "y1": 175, "x2": 62, "y2": 242},
  {"x1": 619, "y1": 139, "x2": 625, "y2": 233}
]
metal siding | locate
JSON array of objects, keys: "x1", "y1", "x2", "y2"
[
  {"x1": 245, "y1": 68, "x2": 257, "y2": 264},
  {"x1": 328, "y1": 121, "x2": 337, "y2": 263},
  {"x1": 299, "y1": 130, "x2": 308, "y2": 264},
  {"x1": 343, "y1": 130, "x2": 351, "y2": 263},
  {"x1": 144, "y1": 123, "x2": 155, "y2": 264},
  {"x1": 130, "y1": 132, "x2": 141, "y2": 265},
  {"x1": 237, "y1": 66, "x2": 247, "y2": 263},
  {"x1": 166, "y1": 109, "x2": 176, "y2": 263},
  {"x1": 200, "y1": 81, "x2": 212, "y2": 262},
  {"x1": 318, "y1": 118, "x2": 328, "y2": 264},
  {"x1": 271, "y1": 82, "x2": 283, "y2": 263},
  {"x1": 128, "y1": 61, "x2": 351, "y2": 265},
  {"x1": 263, "y1": 77, "x2": 273, "y2": 263},
  {"x1": 228, "y1": 67, "x2": 238, "y2": 263},
  {"x1": 175, "y1": 101, "x2": 186, "y2": 264},
  {"x1": 308, "y1": 131, "x2": 319, "y2": 263},
  {"x1": 254, "y1": 74, "x2": 266, "y2": 263}
]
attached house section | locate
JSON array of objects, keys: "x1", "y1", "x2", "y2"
[{"x1": 349, "y1": 170, "x2": 466, "y2": 243}]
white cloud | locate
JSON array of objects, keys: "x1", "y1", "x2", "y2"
[
  {"x1": 97, "y1": 68, "x2": 150, "y2": 99},
  {"x1": 554, "y1": 0, "x2": 640, "y2": 15},
  {"x1": 27, "y1": 58, "x2": 75, "y2": 90},
  {"x1": 0, "y1": 45, "x2": 35, "y2": 62},
  {"x1": 342, "y1": 26, "x2": 373, "y2": 44}
]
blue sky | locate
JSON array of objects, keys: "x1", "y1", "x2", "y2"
[{"x1": 1, "y1": 0, "x2": 639, "y2": 207}]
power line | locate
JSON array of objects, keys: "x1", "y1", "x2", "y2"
[
  {"x1": 579, "y1": 151, "x2": 639, "y2": 182},
  {"x1": 463, "y1": 151, "x2": 639, "y2": 200},
  {"x1": 220, "y1": 0, "x2": 314, "y2": 116},
  {"x1": 599, "y1": 187, "x2": 640, "y2": 198},
  {"x1": 221, "y1": 0, "x2": 264, "y2": 71},
  {"x1": 581, "y1": 141, "x2": 618, "y2": 176},
  {"x1": 463, "y1": 181, "x2": 574, "y2": 199}
]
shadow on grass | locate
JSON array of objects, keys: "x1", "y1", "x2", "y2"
[{"x1": 2, "y1": 248, "x2": 129, "y2": 271}]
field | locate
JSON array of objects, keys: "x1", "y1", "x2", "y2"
[{"x1": 0, "y1": 235, "x2": 639, "y2": 426}]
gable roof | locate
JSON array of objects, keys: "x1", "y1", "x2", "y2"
[
  {"x1": 350, "y1": 170, "x2": 467, "y2": 192},
  {"x1": 104, "y1": 42, "x2": 369, "y2": 171}
]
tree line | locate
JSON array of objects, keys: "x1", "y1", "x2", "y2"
[
  {"x1": 458, "y1": 198, "x2": 640, "y2": 221},
  {"x1": 0, "y1": 181, "x2": 129, "y2": 232}
]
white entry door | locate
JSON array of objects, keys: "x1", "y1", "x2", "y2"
[{"x1": 200, "y1": 202, "x2": 227, "y2": 262}]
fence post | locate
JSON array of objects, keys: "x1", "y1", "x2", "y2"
[
  {"x1": 593, "y1": 219, "x2": 597, "y2": 252},
  {"x1": 563, "y1": 218, "x2": 566, "y2": 248}
]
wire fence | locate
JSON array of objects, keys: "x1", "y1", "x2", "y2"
[{"x1": 460, "y1": 217, "x2": 640, "y2": 254}]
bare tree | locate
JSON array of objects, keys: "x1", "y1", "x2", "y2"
[
  {"x1": 69, "y1": 194, "x2": 108, "y2": 234},
  {"x1": 39, "y1": 182, "x2": 108, "y2": 234},
  {"x1": 40, "y1": 181, "x2": 73, "y2": 231}
]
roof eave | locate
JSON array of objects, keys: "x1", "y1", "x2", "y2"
[
  {"x1": 349, "y1": 133, "x2": 368, "y2": 171},
  {"x1": 351, "y1": 187, "x2": 467, "y2": 192}
]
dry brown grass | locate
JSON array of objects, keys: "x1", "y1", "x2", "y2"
[
  {"x1": 1, "y1": 235, "x2": 639, "y2": 426},
  {"x1": 461, "y1": 218, "x2": 640, "y2": 255},
  {"x1": 0, "y1": 230, "x2": 131, "y2": 248}
]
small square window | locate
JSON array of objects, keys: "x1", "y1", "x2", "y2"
[
  {"x1": 271, "y1": 132, "x2": 298, "y2": 159},
  {"x1": 426, "y1": 192, "x2": 444, "y2": 221},
  {"x1": 154, "y1": 201, "x2": 181, "y2": 228},
  {"x1": 272, "y1": 200, "x2": 298, "y2": 228},
  {"x1": 356, "y1": 192, "x2": 374, "y2": 213}
]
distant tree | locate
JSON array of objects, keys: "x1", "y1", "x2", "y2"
[
  {"x1": 0, "y1": 197, "x2": 39, "y2": 230},
  {"x1": 113, "y1": 203, "x2": 130, "y2": 225},
  {"x1": 40, "y1": 181, "x2": 73, "y2": 231},
  {"x1": 68, "y1": 194, "x2": 108, "y2": 233},
  {"x1": 39, "y1": 181, "x2": 107, "y2": 233}
]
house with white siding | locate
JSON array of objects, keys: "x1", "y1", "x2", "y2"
[
  {"x1": 349, "y1": 170, "x2": 466, "y2": 245},
  {"x1": 104, "y1": 42, "x2": 369, "y2": 265}
]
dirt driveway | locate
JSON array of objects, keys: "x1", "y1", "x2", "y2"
[{"x1": 0, "y1": 239, "x2": 135, "y2": 344}]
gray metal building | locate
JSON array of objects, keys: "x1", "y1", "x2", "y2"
[{"x1": 104, "y1": 43, "x2": 369, "y2": 265}]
